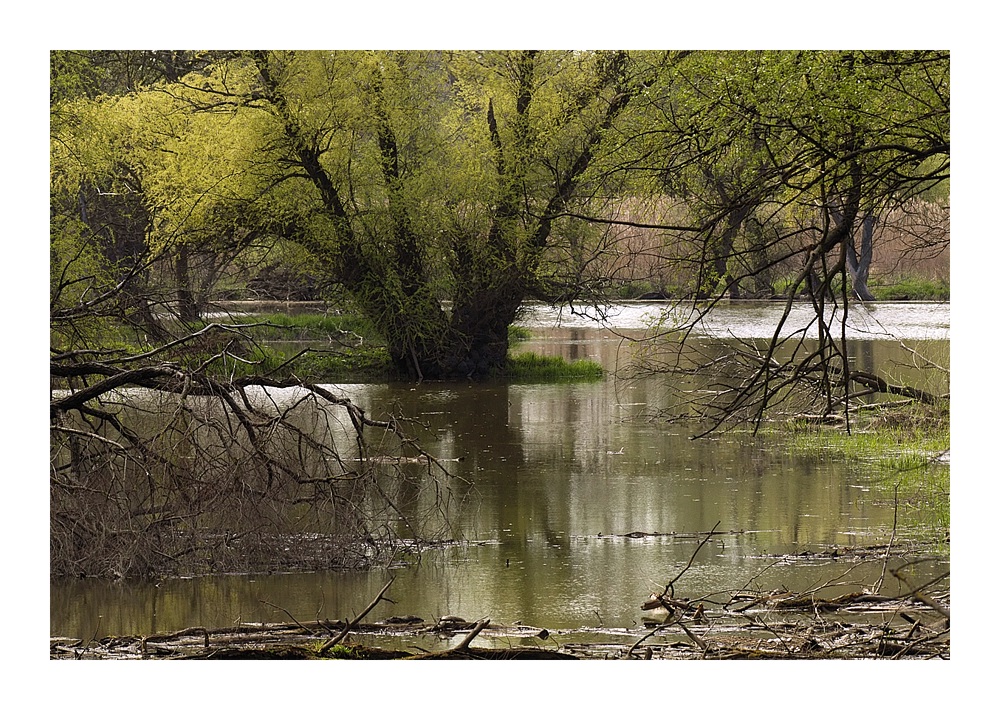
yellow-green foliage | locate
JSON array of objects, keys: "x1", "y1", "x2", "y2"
[
  {"x1": 51, "y1": 69, "x2": 274, "y2": 259},
  {"x1": 50, "y1": 51, "x2": 948, "y2": 380}
]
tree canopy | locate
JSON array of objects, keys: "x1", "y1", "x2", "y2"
[
  {"x1": 51, "y1": 49, "x2": 948, "y2": 391},
  {"x1": 620, "y1": 50, "x2": 949, "y2": 431}
]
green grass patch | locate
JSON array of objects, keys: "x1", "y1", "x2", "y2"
[
  {"x1": 315, "y1": 643, "x2": 362, "y2": 659},
  {"x1": 882, "y1": 453, "x2": 950, "y2": 535},
  {"x1": 174, "y1": 336, "x2": 392, "y2": 382},
  {"x1": 869, "y1": 276, "x2": 949, "y2": 301},
  {"x1": 741, "y1": 274, "x2": 949, "y2": 302},
  {"x1": 249, "y1": 344, "x2": 393, "y2": 382},
  {"x1": 500, "y1": 352, "x2": 603, "y2": 382},
  {"x1": 291, "y1": 347, "x2": 393, "y2": 381},
  {"x1": 189, "y1": 311, "x2": 394, "y2": 381},
  {"x1": 215, "y1": 344, "x2": 603, "y2": 383},
  {"x1": 777, "y1": 421, "x2": 949, "y2": 461},
  {"x1": 508, "y1": 324, "x2": 533, "y2": 343}
]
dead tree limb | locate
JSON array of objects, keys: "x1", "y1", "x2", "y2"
[
  {"x1": 892, "y1": 566, "x2": 951, "y2": 622},
  {"x1": 658, "y1": 521, "x2": 721, "y2": 598},
  {"x1": 260, "y1": 600, "x2": 314, "y2": 635},
  {"x1": 675, "y1": 619, "x2": 708, "y2": 652},
  {"x1": 627, "y1": 621, "x2": 673, "y2": 658},
  {"x1": 453, "y1": 618, "x2": 491, "y2": 652},
  {"x1": 320, "y1": 577, "x2": 395, "y2": 652}
]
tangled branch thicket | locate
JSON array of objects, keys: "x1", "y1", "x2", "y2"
[
  {"x1": 50, "y1": 341, "x2": 463, "y2": 579},
  {"x1": 619, "y1": 294, "x2": 949, "y2": 438}
]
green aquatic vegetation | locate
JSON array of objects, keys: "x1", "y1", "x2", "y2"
[
  {"x1": 774, "y1": 400, "x2": 949, "y2": 456},
  {"x1": 764, "y1": 405, "x2": 950, "y2": 540},
  {"x1": 881, "y1": 453, "x2": 950, "y2": 534},
  {"x1": 178, "y1": 338, "x2": 393, "y2": 382},
  {"x1": 500, "y1": 352, "x2": 603, "y2": 382},
  {"x1": 508, "y1": 324, "x2": 533, "y2": 343},
  {"x1": 779, "y1": 427, "x2": 950, "y2": 462},
  {"x1": 501, "y1": 324, "x2": 603, "y2": 381},
  {"x1": 292, "y1": 347, "x2": 394, "y2": 381},
  {"x1": 257, "y1": 345, "x2": 393, "y2": 381},
  {"x1": 191, "y1": 332, "x2": 602, "y2": 383},
  {"x1": 177, "y1": 311, "x2": 392, "y2": 381},
  {"x1": 315, "y1": 642, "x2": 362, "y2": 659}
]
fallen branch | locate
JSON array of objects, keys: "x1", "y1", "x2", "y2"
[
  {"x1": 892, "y1": 566, "x2": 951, "y2": 622},
  {"x1": 675, "y1": 619, "x2": 708, "y2": 652},
  {"x1": 55, "y1": 588, "x2": 951, "y2": 661},
  {"x1": 320, "y1": 577, "x2": 395, "y2": 652},
  {"x1": 656, "y1": 521, "x2": 721, "y2": 599},
  {"x1": 454, "y1": 618, "x2": 490, "y2": 652},
  {"x1": 260, "y1": 600, "x2": 314, "y2": 635},
  {"x1": 626, "y1": 619, "x2": 677, "y2": 658}
]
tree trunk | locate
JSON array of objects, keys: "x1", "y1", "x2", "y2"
[
  {"x1": 845, "y1": 213, "x2": 876, "y2": 301},
  {"x1": 78, "y1": 182, "x2": 172, "y2": 341},
  {"x1": 830, "y1": 203, "x2": 876, "y2": 302},
  {"x1": 719, "y1": 203, "x2": 753, "y2": 299},
  {"x1": 249, "y1": 50, "x2": 635, "y2": 381},
  {"x1": 175, "y1": 244, "x2": 200, "y2": 321},
  {"x1": 698, "y1": 179, "x2": 752, "y2": 300},
  {"x1": 446, "y1": 286, "x2": 522, "y2": 379}
]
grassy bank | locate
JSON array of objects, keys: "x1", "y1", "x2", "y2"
[
  {"x1": 599, "y1": 277, "x2": 949, "y2": 303},
  {"x1": 501, "y1": 325, "x2": 603, "y2": 381},
  {"x1": 868, "y1": 276, "x2": 949, "y2": 301},
  {"x1": 224, "y1": 311, "x2": 381, "y2": 342},
  {"x1": 258, "y1": 346, "x2": 603, "y2": 383},
  {"x1": 262, "y1": 345, "x2": 394, "y2": 382}
]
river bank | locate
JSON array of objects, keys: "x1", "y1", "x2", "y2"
[{"x1": 52, "y1": 541, "x2": 949, "y2": 660}]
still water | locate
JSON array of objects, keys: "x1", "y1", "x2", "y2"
[{"x1": 50, "y1": 301, "x2": 949, "y2": 641}]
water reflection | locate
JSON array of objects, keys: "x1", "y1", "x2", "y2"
[{"x1": 51, "y1": 302, "x2": 949, "y2": 640}]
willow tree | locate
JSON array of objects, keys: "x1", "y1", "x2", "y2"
[
  {"x1": 50, "y1": 56, "x2": 465, "y2": 578},
  {"x1": 51, "y1": 50, "x2": 668, "y2": 576},
  {"x1": 52, "y1": 78, "x2": 268, "y2": 343},
  {"x1": 619, "y1": 50, "x2": 786, "y2": 300},
  {"x1": 149, "y1": 50, "x2": 650, "y2": 379},
  {"x1": 622, "y1": 50, "x2": 950, "y2": 432}
]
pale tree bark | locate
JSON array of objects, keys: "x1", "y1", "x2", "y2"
[
  {"x1": 830, "y1": 202, "x2": 876, "y2": 301},
  {"x1": 844, "y1": 212, "x2": 876, "y2": 301}
]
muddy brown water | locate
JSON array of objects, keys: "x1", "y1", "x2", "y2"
[{"x1": 50, "y1": 301, "x2": 950, "y2": 647}]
